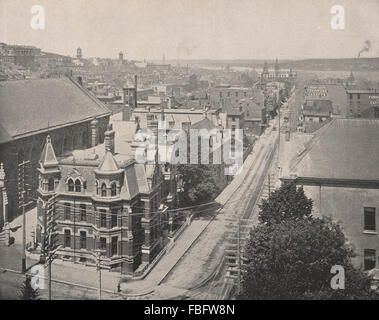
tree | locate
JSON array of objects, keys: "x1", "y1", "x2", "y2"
[
  {"x1": 177, "y1": 163, "x2": 221, "y2": 207},
  {"x1": 240, "y1": 217, "x2": 378, "y2": 300},
  {"x1": 18, "y1": 275, "x2": 40, "y2": 300},
  {"x1": 259, "y1": 181, "x2": 313, "y2": 225}
]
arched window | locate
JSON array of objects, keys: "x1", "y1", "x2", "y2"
[
  {"x1": 68, "y1": 179, "x2": 74, "y2": 192},
  {"x1": 95, "y1": 181, "x2": 98, "y2": 195},
  {"x1": 75, "y1": 179, "x2": 81, "y2": 192},
  {"x1": 101, "y1": 183, "x2": 107, "y2": 197},
  {"x1": 111, "y1": 182, "x2": 117, "y2": 197},
  {"x1": 48, "y1": 178, "x2": 54, "y2": 191}
]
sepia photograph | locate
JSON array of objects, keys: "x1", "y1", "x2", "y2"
[{"x1": 0, "y1": 0, "x2": 379, "y2": 308}]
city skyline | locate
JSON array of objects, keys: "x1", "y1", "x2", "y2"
[{"x1": 1, "y1": 0, "x2": 379, "y2": 61}]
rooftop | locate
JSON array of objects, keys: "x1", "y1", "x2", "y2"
[
  {"x1": 0, "y1": 78, "x2": 110, "y2": 142},
  {"x1": 289, "y1": 119, "x2": 379, "y2": 181}
]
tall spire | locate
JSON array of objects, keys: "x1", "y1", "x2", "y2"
[{"x1": 40, "y1": 135, "x2": 59, "y2": 168}]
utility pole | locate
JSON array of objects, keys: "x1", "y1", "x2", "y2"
[
  {"x1": 278, "y1": 101, "x2": 281, "y2": 165},
  {"x1": 93, "y1": 248, "x2": 106, "y2": 300},
  {"x1": 237, "y1": 218, "x2": 241, "y2": 295},
  {"x1": 224, "y1": 217, "x2": 253, "y2": 296},
  {"x1": 18, "y1": 160, "x2": 31, "y2": 273},
  {"x1": 268, "y1": 173, "x2": 271, "y2": 196},
  {"x1": 44, "y1": 195, "x2": 60, "y2": 300}
]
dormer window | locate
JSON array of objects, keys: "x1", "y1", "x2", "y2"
[
  {"x1": 67, "y1": 177, "x2": 84, "y2": 192},
  {"x1": 101, "y1": 183, "x2": 107, "y2": 197},
  {"x1": 111, "y1": 182, "x2": 117, "y2": 197},
  {"x1": 75, "y1": 179, "x2": 81, "y2": 192},
  {"x1": 68, "y1": 179, "x2": 74, "y2": 192}
]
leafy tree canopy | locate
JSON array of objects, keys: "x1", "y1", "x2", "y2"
[
  {"x1": 259, "y1": 181, "x2": 313, "y2": 225},
  {"x1": 177, "y1": 163, "x2": 221, "y2": 207},
  {"x1": 241, "y1": 217, "x2": 378, "y2": 300}
]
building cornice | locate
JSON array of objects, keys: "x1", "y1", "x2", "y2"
[{"x1": 282, "y1": 175, "x2": 379, "y2": 189}]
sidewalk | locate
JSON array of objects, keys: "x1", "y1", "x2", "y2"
[{"x1": 120, "y1": 219, "x2": 209, "y2": 294}]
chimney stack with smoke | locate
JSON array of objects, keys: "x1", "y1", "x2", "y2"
[{"x1": 358, "y1": 40, "x2": 372, "y2": 58}]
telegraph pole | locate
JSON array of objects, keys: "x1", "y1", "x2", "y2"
[
  {"x1": 44, "y1": 195, "x2": 59, "y2": 300},
  {"x1": 18, "y1": 160, "x2": 31, "y2": 273},
  {"x1": 224, "y1": 217, "x2": 253, "y2": 295},
  {"x1": 93, "y1": 249, "x2": 106, "y2": 300},
  {"x1": 237, "y1": 218, "x2": 241, "y2": 295},
  {"x1": 268, "y1": 173, "x2": 271, "y2": 196}
]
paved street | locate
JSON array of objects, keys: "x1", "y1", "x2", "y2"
[{"x1": 151, "y1": 118, "x2": 280, "y2": 299}]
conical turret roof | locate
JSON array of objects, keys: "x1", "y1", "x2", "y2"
[
  {"x1": 40, "y1": 135, "x2": 59, "y2": 168},
  {"x1": 97, "y1": 151, "x2": 122, "y2": 174}
]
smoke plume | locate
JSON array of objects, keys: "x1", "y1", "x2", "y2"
[{"x1": 357, "y1": 40, "x2": 372, "y2": 58}]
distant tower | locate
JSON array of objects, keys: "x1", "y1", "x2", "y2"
[
  {"x1": 275, "y1": 58, "x2": 280, "y2": 78},
  {"x1": 347, "y1": 71, "x2": 356, "y2": 87},
  {"x1": 262, "y1": 61, "x2": 269, "y2": 78},
  {"x1": 122, "y1": 75, "x2": 138, "y2": 121},
  {"x1": 76, "y1": 47, "x2": 82, "y2": 59},
  {"x1": 119, "y1": 51, "x2": 124, "y2": 64}
]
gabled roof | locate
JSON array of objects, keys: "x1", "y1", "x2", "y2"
[
  {"x1": 191, "y1": 118, "x2": 217, "y2": 130},
  {"x1": 0, "y1": 78, "x2": 110, "y2": 142},
  {"x1": 40, "y1": 135, "x2": 59, "y2": 168},
  {"x1": 290, "y1": 119, "x2": 379, "y2": 181}
]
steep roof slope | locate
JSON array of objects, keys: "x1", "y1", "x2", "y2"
[
  {"x1": 290, "y1": 119, "x2": 379, "y2": 181},
  {"x1": 0, "y1": 78, "x2": 110, "y2": 141}
]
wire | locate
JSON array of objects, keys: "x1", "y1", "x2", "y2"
[{"x1": 50, "y1": 191, "x2": 258, "y2": 218}]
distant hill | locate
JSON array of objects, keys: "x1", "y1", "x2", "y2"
[{"x1": 171, "y1": 58, "x2": 379, "y2": 71}]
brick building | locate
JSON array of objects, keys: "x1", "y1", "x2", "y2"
[
  {"x1": 36, "y1": 115, "x2": 180, "y2": 275},
  {"x1": 346, "y1": 89, "x2": 379, "y2": 118}
]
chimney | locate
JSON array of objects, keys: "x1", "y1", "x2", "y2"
[
  {"x1": 77, "y1": 76, "x2": 83, "y2": 86},
  {"x1": 147, "y1": 110, "x2": 158, "y2": 137},
  {"x1": 90, "y1": 118, "x2": 99, "y2": 147},
  {"x1": 104, "y1": 123, "x2": 115, "y2": 154},
  {"x1": 122, "y1": 87, "x2": 128, "y2": 105}
]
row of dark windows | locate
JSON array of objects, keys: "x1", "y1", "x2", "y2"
[
  {"x1": 63, "y1": 203, "x2": 119, "y2": 228},
  {"x1": 63, "y1": 230, "x2": 118, "y2": 256},
  {"x1": 67, "y1": 179, "x2": 86, "y2": 192},
  {"x1": 349, "y1": 93, "x2": 361, "y2": 100},
  {"x1": 66, "y1": 179, "x2": 118, "y2": 197},
  {"x1": 96, "y1": 182, "x2": 118, "y2": 197},
  {"x1": 219, "y1": 91, "x2": 248, "y2": 98}
]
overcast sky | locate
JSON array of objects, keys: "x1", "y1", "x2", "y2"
[{"x1": 0, "y1": 0, "x2": 378, "y2": 60}]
